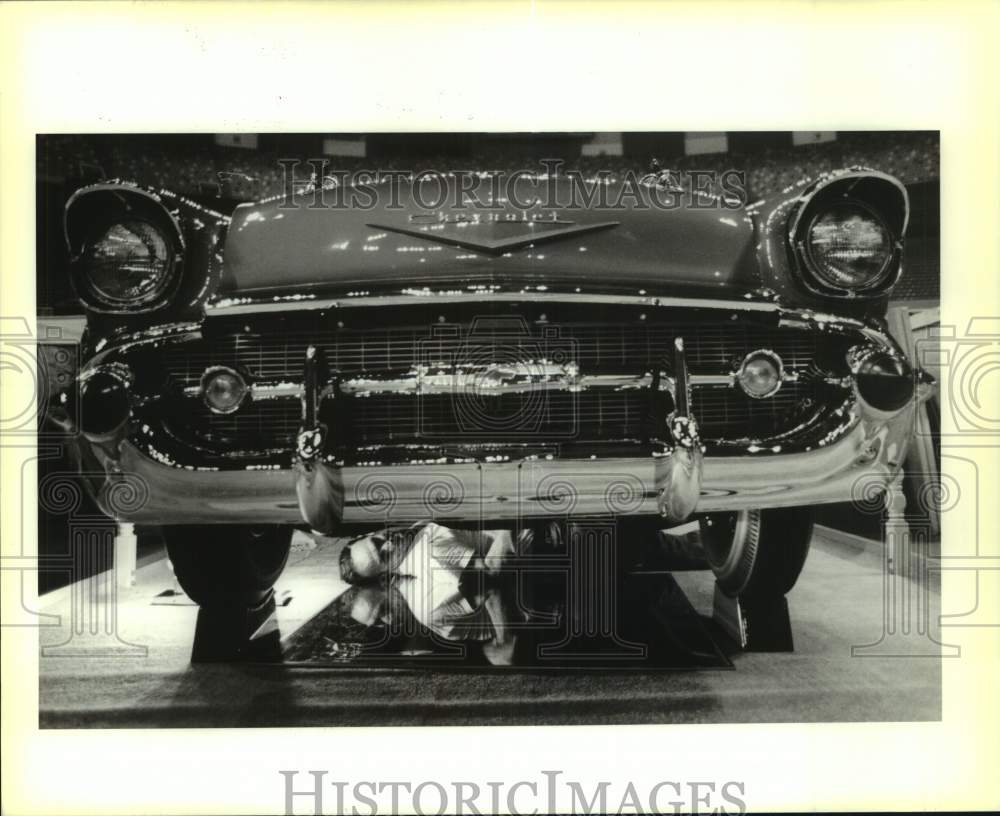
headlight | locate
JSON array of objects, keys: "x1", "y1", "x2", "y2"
[
  {"x1": 83, "y1": 220, "x2": 176, "y2": 309},
  {"x1": 802, "y1": 201, "x2": 894, "y2": 293}
]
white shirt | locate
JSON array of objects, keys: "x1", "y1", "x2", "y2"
[{"x1": 394, "y1": 522, "x2": 508, "y2": 641}]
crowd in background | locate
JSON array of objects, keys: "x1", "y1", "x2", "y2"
[
  {"x1": 37, "y1": 131, "x2": 939, "y2": 202},
  {"x1": 658, "y1": 133, "x2": 937, "y2": 199}
]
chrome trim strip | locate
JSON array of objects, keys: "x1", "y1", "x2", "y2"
[
  {"x1": 181, "y1": 371, "x2": 740, "y2": 400},
  {"x1": 86, "y1": 301, "x2": 900, "y2": 365},
  {"x1": 206, "y1": 292, "x2": 783, "y2": 316},
  {"x1": 85, "y1": 324, "x2": 203, "y2": 370}
]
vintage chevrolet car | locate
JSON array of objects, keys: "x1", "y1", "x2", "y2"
[{"x1": 57, "y1": 167, "x2": 929, "y2": 609}]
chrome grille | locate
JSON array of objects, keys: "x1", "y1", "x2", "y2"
[
  {"x1": 173, "y1": 383, "x2": 819, "y2": 449},
  {"x1": 159, "y1": 316, "x2": 844, "y2": 454},
  {"x1": 161, "y1": 322, "x2": 826, "y2": 386}
]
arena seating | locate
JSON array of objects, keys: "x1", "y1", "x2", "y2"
[{"x1": 37, "y1": 132, "x2": 939, "y2": 201}]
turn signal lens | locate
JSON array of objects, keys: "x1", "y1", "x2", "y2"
[
  {"x1": 79, "y1": 366, "x2": 132, "y2": 439},
  {"x1": 853, "y1": 349, "x2": 914, "y2": 414},
  {"x1": 201, "y1": 367, "x2": 248, "y2": 414},
  {"x1": 737, "y1": 351, "x2": 783, "y2": 399}
]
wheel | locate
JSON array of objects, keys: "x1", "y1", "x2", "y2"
[
  {"x1": 164, "y1": 525, "x2": 293, "y2": 609},
  {"x1": 698, "y1": 508, "x2": 813, "y2": 599}
]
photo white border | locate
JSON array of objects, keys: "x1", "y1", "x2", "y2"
[{"x1": 2, "y1": 1, "x2": 998, "y2": 813}]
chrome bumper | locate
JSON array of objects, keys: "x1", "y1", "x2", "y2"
[
  {"x1": 73, "y1": 299, "x2": 924, "y2": 529},
  {"x1": 101, "y1": 407, "x2": 914, "y2": 527}
]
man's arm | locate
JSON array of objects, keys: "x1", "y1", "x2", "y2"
[
  {"x1": 482, "y1": 588, "x2": 509, "y2": 645},
  {"x1": 481, "y1": 530, "x2": 516, "y2": 574},
  {"x1": 481, "y1": 588, "x2": 519, "y2": 666}
]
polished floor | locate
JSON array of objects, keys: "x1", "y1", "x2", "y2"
[{"x1": 38, "y1": 527, "x2": 942, "y2": 727}]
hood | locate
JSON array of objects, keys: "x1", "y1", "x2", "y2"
[{"x1": 219, "y1": 175, "x2": 761, "y2": 299}]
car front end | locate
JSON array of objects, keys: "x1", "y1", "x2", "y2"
[{"x1": 52, "y1": 166, "x2": 931, "y2": 603}]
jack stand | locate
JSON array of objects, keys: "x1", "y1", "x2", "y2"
[
  {"x1": 190, "y1": 594, "x2": 281, "y2": 663},
  {"x1": 115, "y1": 522, "x2": 137, "y2": 589},
  {"x1": 712, "y1": 583, "x2": 794, "y2": 652}
]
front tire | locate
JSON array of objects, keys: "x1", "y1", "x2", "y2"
[
  {"x1": 164, "y1": 525, "x2": 293, "y2": 609},
  {"x1": 699, "y1": 508, "x2": 813, "y2": 599}
]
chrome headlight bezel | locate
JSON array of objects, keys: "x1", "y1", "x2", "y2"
[{"x1": 784, "y1": 171, "x2": 909, "y2": 300}]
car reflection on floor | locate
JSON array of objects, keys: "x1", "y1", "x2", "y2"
[
  {"x1": 37, "y1": 524, "x2": 942, "y2": 727},
  {"x1": 281, "y1": 571, "x2": 730, "y2": 670},
  {"x1": 276, "y1": 522, "x2": 731, "y2": 670}
]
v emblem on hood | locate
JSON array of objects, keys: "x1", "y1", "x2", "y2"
[{"x1": 365, "y1": 218, "x2": 620, "y2": 255}]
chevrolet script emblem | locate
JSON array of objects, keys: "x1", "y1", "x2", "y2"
[{"x1": 366, "y1": 213, "x2": 619, "y2": 255}]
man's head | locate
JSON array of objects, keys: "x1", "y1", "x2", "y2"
[
  {"x1": 338, "y1": 534, "x2": 388, "y2": 584},
  {"x1": 347, "y1": 585, "x2": 388, "y2": 627}
]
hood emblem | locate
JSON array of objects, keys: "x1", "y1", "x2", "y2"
[{"x1": 366, "y1": 215, "x2": 619, "y2": 255}]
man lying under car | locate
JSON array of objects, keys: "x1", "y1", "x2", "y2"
[{"x1": 337, "y1": 522, "x2": 544, "y2": 665}]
